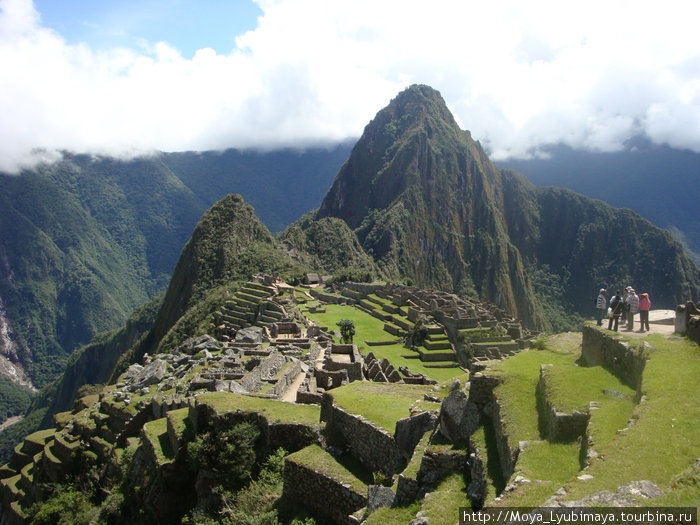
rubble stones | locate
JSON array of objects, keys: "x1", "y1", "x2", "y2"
[
  {"x1": 127, "y1": 359, "x2": 168, "y2": 392},
  {"x1": 367, "y1": 485, "x2": 397, "y2": 512},
  {"x1": 236, "y1": 326, "x2": 263, "y2": 344},
  {"x1": 179, "y1": 334, "x2": 221, "y2": 355},
  {"x1": 439, "y1": 390, "x2": 480, "y2": 443}
]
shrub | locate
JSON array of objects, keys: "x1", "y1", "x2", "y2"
[{"x1": 187, "y1": 422, "x2": 262, "y2": 490}]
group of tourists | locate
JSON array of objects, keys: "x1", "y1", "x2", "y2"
[{"x1": 596, "y1": 287, "x2": 651, "y2": 332}]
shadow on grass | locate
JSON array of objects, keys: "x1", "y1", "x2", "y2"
[{"x1": 481, "y1": 416, "x2": 507, "y2": 495}]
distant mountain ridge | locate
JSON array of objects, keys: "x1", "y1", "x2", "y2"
[
  {"x1": 0, "y1": 146, "x2": 350, "y2": 394},
  {"x1": 497, "y1": 142, "x2": 700, "y2": 265}
]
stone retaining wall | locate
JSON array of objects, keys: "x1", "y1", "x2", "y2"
[
  {"x1": 483, "y1": 401, "x2": 518, "y2": 484},
  {"x1": 320, "y1": 396, "x2": 401, "y2": 477},
  {"x1": 536, "y1": 365, "x2": 589, "y2": 442},
  {"x1": 468, "y1": 373, "x2": 501, "y2": 407},
  {"x1": 309, "y1": 289, "x2": 351, "y2": 304},
  {"x1": 581, "y1": 325, "x2": 647, "y2": 390},
  {"x1": 272, "y1": 359, "x2": 303, "y2": 397},
  {"x1": 283, "y1": 456, "x2": 366, "y2": 524}
]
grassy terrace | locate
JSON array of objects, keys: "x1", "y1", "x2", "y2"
[
  {"x1": 325, "y1": 382, "x2": 432, "y2": 434},
  {"x1": 143, "y1": 418, "x2": 174, "y2": 465},
  {"x1": 286, "y1": 443, "x2": 371, "y2": 494},
  {"x1": 561, "y1": 333, "x2": 700, "y2": 505},
  {"x1": 485, "y1": 332, "x2": 638, "y2": 506},
  {"x1": 303, "y1": 302, "x2": 462, "y2": 382},
  {"x1": 196, "y1": 392, "x2": 320, "y2": 426}
]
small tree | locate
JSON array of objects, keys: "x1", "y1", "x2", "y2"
[
  {"x1": 336, "y1": 319, "x2": 356, "y2": 343},
  {"x1": 404, "y1": 316, "x2": 429, "y2": 348}
]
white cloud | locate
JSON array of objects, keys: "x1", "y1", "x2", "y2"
[{"x1": 1, "y1": 0, "x2": 700, "y2": 172}]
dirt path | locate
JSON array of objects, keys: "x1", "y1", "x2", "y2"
[
  {"x1": 601, "y1": 309, "x2": 676, "y2": 338},
  {"x1": 0, "y1": 415, "x2": 23, "y2": 433},
  {"x1": 280, "y1": 371, "x2": 306, "y2": 402}
]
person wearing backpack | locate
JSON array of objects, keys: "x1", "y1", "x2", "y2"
[{"x1": 607, "y1": 290, "x2": 624, "y2": 331}]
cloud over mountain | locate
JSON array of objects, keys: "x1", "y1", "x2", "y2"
[{"x1": 1, "y1": 0, "x2": 699, "y2": 172}]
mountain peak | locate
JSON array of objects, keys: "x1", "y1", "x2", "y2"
[{"x1": 316, "y1": 85, "x2": 538, "y2": 325}]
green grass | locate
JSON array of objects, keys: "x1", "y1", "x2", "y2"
[
  {"x1": 326, "y1": 382, "x2": 432, "y2": 434},
  {"x1": 304, "y1": 303, "x2": 463, "y2": 382},
  {"x1": 364, "y1": 501, "x2": 421, "y2": 524},
  {"x1": 196, "y1": 392, "x2": 320, "y2": 426},
  {"x1": 562, "y1": 334, "x2": 700, "y2": 500},
  {"x1": 143, "y1": 417, "x2": 174, "y2": 464},
  {"x1": 402, "y1": 431, "x2": 433, "y2": 480},
  {"x1": 304, "y1": 304, "x2": 392, "y2": 342},
  {"x1": 419, "y1": 473, "x2": 469, "y2": 525},
  {"x1": 484, "y1": 332, "x2": 639, "y2": 505},
  {"x1": 286, "y1": 444, "x2": 369, "y2": 494}
]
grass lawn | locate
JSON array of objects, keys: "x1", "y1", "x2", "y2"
[
  {"x1": 304, "y1": 304, "x2": 464, "y2": 382},
  {"x1": 419, "y1": 473, "x2": 469, "y2": 525},
  {"x1": 304, "y1": 303, "x2": 392, "y2": 342},
  {"x1": 326, "y1": 382, "x2": 432, "y2": 434},
  {"x1": 196, "y1": 392, "x2": 320, "y2": 426},
  {"x1": 562, "y1": 334, "x2": 700, "y2": 501},
  {"x1": 143, "y1": 417, "x2": 174, "y2": 464},
  {"x1": 485, "y1": 332, "x2": 639, "y2": 506}
]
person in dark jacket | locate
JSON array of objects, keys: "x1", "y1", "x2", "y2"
[{"x1": 608, "y1": 290, "x2": 623, "y2": 331}]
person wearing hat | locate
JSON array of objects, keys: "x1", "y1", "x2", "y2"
[
  {"x1": 638, "y1": 293, "x2": 651, "y2": 332},
  {"x1": 596, "y1": 288, "x2": 607, "y2": 326},
  {"x1": 625, "y1": 288, "x2": 639, "y2": 331}
]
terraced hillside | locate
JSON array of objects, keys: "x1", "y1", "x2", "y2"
[{"x1": 0, "y1": 280, "x2": 696, "y2": 523}]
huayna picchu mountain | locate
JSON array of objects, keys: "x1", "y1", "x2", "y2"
[{"x1": 307, "y1": 84, "x2": 700, "y2": 329}]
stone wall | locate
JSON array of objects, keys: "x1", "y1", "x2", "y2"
[
  {"x1": 320, "y1": 395, "x2": 402, "y2": 477},
  {"x1": 483, "y1": 401, "x2": 518, "y2": 484},
  {"x1": 536, "y1": 365, "x2": 590, "y2": 442},
  {"x1": 309, "y1": 288, "x2": 351, "y2": 304},
  {"x1": 416, "y1": 447, "x2": 468, "y2": 489},
  {"x1": 676, "y1": 302, "x2": 700, "y2": 345},
  {"x1": 468, "y1": 373, "x2": 501, "y2": 407},
  {"x1": 190, "y1": 401, "x2": 317, "y2": 454},
  {"x1": 283, "y1": 456, "x2": 366, "y2": 524},
  {"x1": 581, "y1": 325, "x2": 647, "y2": 391},
  {"x1": 272, "y1": 359, "x2": 303, "y2": 397}
]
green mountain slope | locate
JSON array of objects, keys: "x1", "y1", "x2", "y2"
[
  {"x1": 497, "y1": 141, "x2": 700, "y2": 265},
  {"x1": 0, "y1": 148, "x2": 349, "y2": 395},
  {"x1": 317, "y1": 85, "x2": 539, "y2": 325},
  {"x1": 315, "y1": 85, "x2": 700, "y2": 329}
]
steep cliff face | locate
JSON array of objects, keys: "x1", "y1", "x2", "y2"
[
  {"x1": 317, "y1": 85, "x2": 538, "y2": 326},
  {"x1": 147, "y1": 194, "x2": 276, "y2": 350},
  {"x1": 499, "y1": 179, "x2": 700, "y2": 312}
]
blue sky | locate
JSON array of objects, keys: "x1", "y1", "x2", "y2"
[
  {"x1": 1, "y1": 0, "x2": 700, "y2": 172},
  {"x1": 33, "y1": 0, "x2": 262, "y2": 57}
]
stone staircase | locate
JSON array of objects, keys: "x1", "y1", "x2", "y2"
[{"x1": 213, "y1": 282, "x2": 285, "y2": 338}]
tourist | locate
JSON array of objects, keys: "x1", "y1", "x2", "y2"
[
  {"x1": 620, "y1": 287, "x2": 630, "y2": 326},
  {"x1": 596, "y1": 288, "x2": 607, "y2": 326},
  {"x1": 608, "y1": 290, "x2": 624, "y2": 331},
  {"x1": 625, "y1": 288, "x2": 639, "y2": 331},
  {"x1": 638, "y1": 293, "x2": 651, "y2": 332}
]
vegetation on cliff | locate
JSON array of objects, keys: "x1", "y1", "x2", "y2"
[{"x1": 312, "y1": 85, "x2": 700, "y2": 330}]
